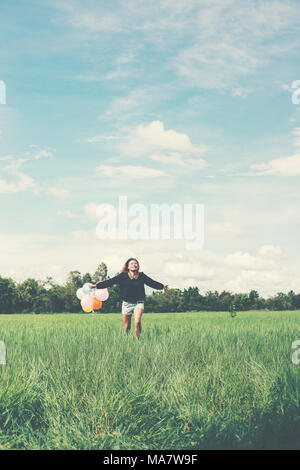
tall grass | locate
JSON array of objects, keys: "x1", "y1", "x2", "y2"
[{"x1": 0, "y1": 311, "x2": 299, "y2": 449}]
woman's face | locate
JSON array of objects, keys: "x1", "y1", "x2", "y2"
[{"x1": 128, "y1": 259, "x2": 139, "y2": 271}]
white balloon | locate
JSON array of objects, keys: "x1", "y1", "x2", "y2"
[{"x1": 76, "y1": 288, "x2": 85, "y2": 300}]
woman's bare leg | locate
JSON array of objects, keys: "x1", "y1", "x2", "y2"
[
  {"x1": 134, "y1": 306, "x2": 144, "y2": 340},
  {"x1": 123, "y1": 314, "x2": 131, "y2": 335}
]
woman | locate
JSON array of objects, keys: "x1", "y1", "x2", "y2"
[{"x1": 91, "y1": 258, "x2": 168, "y2": 339}]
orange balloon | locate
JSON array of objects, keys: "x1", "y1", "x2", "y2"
[{"x1": 93, "y1": 298, "x2": 102, "y2": 310}]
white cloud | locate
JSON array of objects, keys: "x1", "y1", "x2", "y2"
[
  {"x1": 33, "y1": 149, "x2": 53, "y2": 160},
  {"x1": 0, "y1": 146, "x2": 55, "y2": 195},
  {"x1": 225, "y1": 251, "x2": 276, "y2": 271},
  {"x1": 49, "y1": 0, "x2": 299, "y2": 95},
  {"x1": 175, "y1": 42, "x2": 262, "y2": 91},
  {"x1": 247, "y1": 128, "x2": 300, "y2": 176},
  {"x1": 85, "y1": 121, "x2": 208, "y2": 177},
  {"x1": 123, "y1": 121, "x2": 208, "y2": 157},
  {"x1": 258, "y1": 245, "x2": 283, "y2": 259},
  {"x1": 29, "y1": 145, "x2": 54, "y2": 160},
  {"x1": 104, "y1": 69, "x2": 132, "y2": 81},
  {"x1": 0, "y1": 173, "x2": 35, "y2": 194},
  {"x1": 48, "y1": 187, "x2": 70, "y2": 198},
  {"x1": 224, "y1": 269, "x2": 284, "y2": 295},
  {"x1": 172, "y1": 1, "x2": 297, "y2": 90},
  {"x1": 291, "y1": 127, "x2": 300, "y2": 147},
  {"x1": 206, "y1": 222, "x2": 248, "y2": 238},
  {"x1": 69, "y1": 12, "x2": 120, "y2": 32},
  {"x1": 52, "y1": 1, "x2": 123, "y2": 33},
  {"x1": 0, "y1": 158, "x2": 36, "y2": 194},
  {"x1": 84, "y1": 202, "x2": 129, "y2": 223},
  {"x1": 85, "y1": 135, "x2": 120, "y2": 143},
  {"x1": 150, "y1": 152, "x2": 185, "y2": 166},
  {"x1": 116, "y1": 51, "x2": 139, "y2": 65},
  {"x1": 0, "y1": 229, "x2": 296, "y2": 297},
  {"x1": 250, "y1": 153, "x2": 300, "y2": 176},
  {"x1": 100, "y1": 88, "x2": 150, "y2": 121},
  {"x1": 70, "y1": 230, "x2": 90, "y2": 241},
  {"x1": 164, "y1": 261, "x2": 215, "y2": 280},
  {"x1": 0, "y1": 155, "x2": 14, "y2": 162},
  {"x1": 233, "y1": 127, "x2": 300, "y2": 177},
  {"x1": 221, "y1": 246, "x2": 286, "y2": 294},
  {"x1": 150, "y1": 152, "x2": 207, "y2": 170},
  {"x1": 57, "y1": 209, "x2": 79, "y2": 219},
  {"x1": 231, "y1": 87, "x2": 254, "y2": 98},
  {"x1": 96, "y1": 164, "x2": 166, "y2": 179},
  {"x1": 83, "y1": 202, "x2": 99, "y2": 220}
]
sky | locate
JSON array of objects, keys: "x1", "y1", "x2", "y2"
[{"x1": 0, "y1": 0, "x2": 300, "y2": 297}]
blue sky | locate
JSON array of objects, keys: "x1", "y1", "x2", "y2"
[{"x1": 0, "y1": 0, "x2": 300, "y2": 296}]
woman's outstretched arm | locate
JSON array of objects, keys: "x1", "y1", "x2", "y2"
[
  {"x1": 142, "y1": 273, "x2": 165, "y2": 290},
  {"x1": 92, "y1": 273, "x2": 123, "y2": 289}
]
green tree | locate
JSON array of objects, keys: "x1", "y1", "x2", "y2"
[
  {"x1": 66, "y1": 271, "x2": 82, "y2": 289},
  {"x1": 286, "y1": 290, "x2": 296, "y2": 310},
  {"x1": 218, "y1": 291, "x2": 234, "y2": 311},
  {"x1": 249, "y1": 290, "x2": 259, "y2": 308},
  {"x1": 182, "y1": 287, "x2": 202, "y2": 311},
  {"x1": 152, "y1": 288, "x2": 183, "y2": 313},
  {"x1": 0, "y1": 276, "x2": 16, "y2": 313},
  {"x1": 233, "y1": 293, "x2": 250, "y2": 311},
  {"x1": 205, "y1": 291, "x2": 219, "y2": 311},
  {"x1": 82, "y1": 272, "x2": 92, "y2": 284},
  {"x1": 92, "y1": 262, "x2": 108, "y2": 283},
  {"x1": 254, "y1": 297, "x2": 266, "y2": 310},
  {"x1": 15, "y1": 278, "x2": 46, "y2": 313},
  {"x1": 65, "y1": 270, "x2": 82, "y2": 313},
  {"x1": 46, "y1": 284, "x2": 67, "y2": 313},
  {"x1": 292, "y1": 293, "x2": 300, "y2": 309},
  {"x1": 266, "y1": 293, "x2": 286, "y2": 311}
]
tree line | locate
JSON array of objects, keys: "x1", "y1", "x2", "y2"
[{"x1": 1, "y1": 262, "x2": 300, "y2": 314}]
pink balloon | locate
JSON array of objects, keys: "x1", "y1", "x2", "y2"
[
  {"x1": 94, "y1": 288, "x2": 109, "y2": 302},
  {"x1": 81, "y1": 294, "x2": 94, "y2": 310}
]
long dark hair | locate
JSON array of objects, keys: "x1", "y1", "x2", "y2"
[{"x1": 121, "y1": 258, "x2": 140, "y2": 273}]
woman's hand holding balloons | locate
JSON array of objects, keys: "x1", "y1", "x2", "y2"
[
  {"x1": 76, "y1": 280, "x2": 109, "y2": 312},
  {"x1": 82, "y1": 283, "x2": 94, "y2": 294}
]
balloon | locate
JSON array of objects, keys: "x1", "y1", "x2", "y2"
[
  {"x1": 93, "y1": 298, "x2": 102, "y2": 310},
  {"x1": 82, "y1": 283, "x2": 93, "y2": 295},
  {"x1": 82, "y1": 306, "x2": 93, "y2": 313},
  {"x1": 76, "y1": 288, "x2": 85, "y2": 300},
  {"x1": 94, "y1": 288, "x2": 109, "y2": 302},
  {"x1": 81, "y1": 294, "x2": 94, "y2": 310}
]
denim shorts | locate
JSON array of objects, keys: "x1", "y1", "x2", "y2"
[{"x1": 122, "y1": 300, "x2": 144, "y2": 316}]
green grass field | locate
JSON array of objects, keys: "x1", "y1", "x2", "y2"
[{"x1": 0, "y1": 310, "x2": 300, "y2": 450}]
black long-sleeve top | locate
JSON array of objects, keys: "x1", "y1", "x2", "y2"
[{"x1": 96, "y1": 272, "x2": 164, "y2": 302}]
